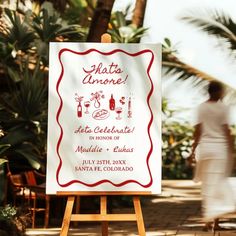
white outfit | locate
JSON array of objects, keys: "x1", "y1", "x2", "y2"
[{"x1": 194, "y1": 101, "x2": 235, "y2": 221}]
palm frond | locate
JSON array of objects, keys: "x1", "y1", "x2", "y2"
[
  {"x1": 108, "y1": 11, "x2": 148, "y2": 43},
  {"x1": 181, "y1": 10, "x2": 236, "y2": 55},
  {"x1": 0, "y1": 144, "x2": 11, "y2": 157},
  {"x1": 0, "y1": 62, "x2": 47, "y2": 121},
  {"x1": 1, "y1": 8, "x2": 36, "y2": 52},
  {"x1": 162, "y1": 39, "x2": 213, "y2": 83},
  {"x1": 162, "y1": 55, "x2": 215, "y2": 83},
  {"x1": 162, "y1": 50, "x2": 236, "y2": 100}
]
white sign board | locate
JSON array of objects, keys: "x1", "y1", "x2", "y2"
[{"x1": 46, "y1": 43, "x2": 161, "y2": 194}]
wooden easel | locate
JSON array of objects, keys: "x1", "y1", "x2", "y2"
[
  {"x1": 58, "y1": 191, "x2": 150, "y2": 236},
  {"x1": 58, "y1": 34, "x2": 149, "y2": 235}
]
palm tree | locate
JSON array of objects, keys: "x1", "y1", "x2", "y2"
[
  {"x1": 87, "y1": 0, "x2": 115, "y2": 42},
  {"x1": 162, "y1": 38, "x2": 216, "y2": 83},
  {"x1": 161, "y1": 11, "x2": 236, "y2": 178},
  {"x1": 163, "y1": 10, "x2": 236, "y2": 91},
  {"x1": 132, "y1": 0, "x2": 147, "y2": 28}
]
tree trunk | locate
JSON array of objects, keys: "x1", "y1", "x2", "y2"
[
  {"x1": 132, "y1": 0, "x2": 147, "y2": 28},
  {"x1": 87, "y1": 0, "x2": 115, "y2": 42}
]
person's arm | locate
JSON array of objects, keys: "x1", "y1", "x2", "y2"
[
  {"x1": 222, "y1": 124, "x2": 234, "y2": 154},
  {"x1": 188, "y1": 124, "x2": 202, "y2": 164},
  {"x1": 222, "y1": 124, "x2": 234, "y2": 173}
]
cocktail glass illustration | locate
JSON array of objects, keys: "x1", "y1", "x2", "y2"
[
  {"x1": 115, "y1": 107, "x2": 122, "y2": 120},
  {"x1": 84, "y1": 101, "x2": 90, "y2": 114}
]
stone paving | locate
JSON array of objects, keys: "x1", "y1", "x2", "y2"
[{"x1": 25, "y1": 180, "x2": 236, "y2": 236}]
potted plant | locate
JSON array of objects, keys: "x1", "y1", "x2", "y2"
[{"x1": 0, "y1": 205, "x2": 31, "y2": 236}]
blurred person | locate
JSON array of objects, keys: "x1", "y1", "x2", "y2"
[{"x1": 189, "y1": 81, "x2": 235, "y2": 231}]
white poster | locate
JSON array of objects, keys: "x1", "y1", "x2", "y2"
[{"x1": 46, "y1": 43, "x2": 161, "y2": 194}]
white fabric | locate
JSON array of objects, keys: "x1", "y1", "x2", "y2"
[
  {"x1": 195, "y1": 101, "x2": 230, "y2": 161},
  {"x1": 194, "y1": 159, "x2": 236, "y2": 221},
  {"x1": 196, "y1": 101, "x2": 229, "y2": 144},
  {"x1": 195, "y1": 142, "x2": 228, "y2": 161},
  {"x1": 194, "y1": 101, "x2": 235, "y2": 221}
]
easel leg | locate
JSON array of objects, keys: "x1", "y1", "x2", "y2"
[
  {"x1": 44, "y1": 195, "x2": 50, "y2": 228},
  {"x1": 73, "y1": 196, "x2": 80, "y2": 227},
  {"x1": 60, "y1": 196, "x2": 75, "y2": 236},
  {"x1": 32, "y1": 197, "x2": 36, "y2": 228},
  {"x1": 133, "y1": 196, "x2": 146, "y2": 236},
  {"x1": 100, "y1": 196, "x2": 108, "y2": 236}
]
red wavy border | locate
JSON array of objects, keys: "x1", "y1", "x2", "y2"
[{"x1": 55, "y1": 48, "x2": 155, "y2": 188}]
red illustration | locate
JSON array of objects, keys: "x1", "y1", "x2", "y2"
[
  {"x1": 75, "y1": 94, "x2": 83, "y2": 118},
  {"x1": 115, "y1": 107, "x2": 122, "y2": 120},
  {"x1": 119, "y1": 96, "x2": 125, "y2": 105},
  {"x1": 84, "y1": 101, "x2": 90, "y2": 114},
  {"x1": 109, "y1": 94, "x2": 115, "y2": 110},
  {"x1": 128, "y1": 97, "x2": 132, "y2": 118},
  {"x1": 90, "y1": 91, "x2": 104, "y2": 108},
  {"x1": 56, "y1": 48, "x2": 155, "y2": 188},
  {"x1": 74, "y1": 92, "x2": 131, "y2": 120},
  {"x1": 92, "y1": 109, "x2": 110, "y2": 120}
]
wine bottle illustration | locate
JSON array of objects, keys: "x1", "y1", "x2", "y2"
[
  {"x1": 75, "y1": 93, "x2": 83, "y2": 118},
  {"x1": 77, "y1": 102, "x2": 82, "y2": 117},
  {"x1": 109, "y1": 94, "x2": 115, "y2": 110}
]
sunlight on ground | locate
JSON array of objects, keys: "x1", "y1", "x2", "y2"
[{"x1": 26, "y1": 228, "x2": 95, "y2": 236}]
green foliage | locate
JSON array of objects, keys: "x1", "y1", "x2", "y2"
[
  {"x1": 0, "y1": 131, "x2": 10, "y2": 167},
  {"x1": 0, "y1": 63, "x2": 47, "y2": 171},
  {"x1": 0, "y1": 8, "x2": 36, "y2": 53},
  {"x1": 32, "y1": 9, "x2": 63, "y2": 42},
  {"x1": 0, "y1": 41, "x2": 16, "y2": 69},
  {"x1": 32, "y1": 7, "x2": 85, "y2": 65},
  {"x1": 0, "y1": 4, "x2": 85, "y2": 71},
  {"x1": 0, "y1": 144, "x2": 11, "y2": 157},
  {"x1": 108, "y1": 11, "x2": 148, "y2": 43},
  {"x1": 63, "y1": 0, "x2": 93, "y2": 27},
  {"x1": 162, "y1": 99, "x2": 194, "y2": 179},
  {"x1": 0, "y1": 205, "x2": 17, "y2": 220},
  {"x1": 162, "y1": 37, "x2": 178, "y2": 55},
  {"x1": 162, "y1": 121, "x2": 194, "y2": 179},
  {"x1": 0, "y1": 3, "x2": 85, "y2": 173},
  {"x1": 0, "y1": 159, "x2": 8, "y2": 166},
  {"x1": 0, "y1": 205, "x2": 30, "y2": 235}
]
